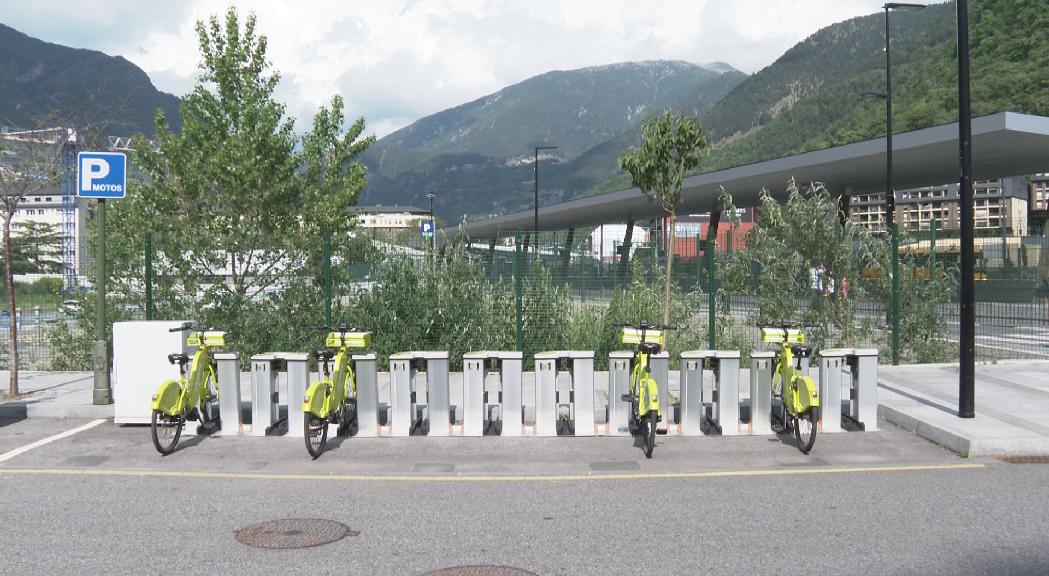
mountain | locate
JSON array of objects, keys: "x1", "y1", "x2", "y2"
[
  {"x1": 700, "y1": 0, "x2": 1049, "y2": 171},
  {"x1": 361, "y1": 61, "x2": 746, "y2": 219},
  {"x1": 0, "y1": 23, "x2": 181, "y2": 137}
]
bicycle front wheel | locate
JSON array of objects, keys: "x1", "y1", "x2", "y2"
[
  {"x1": 794, "y1": 409, "x2": 817, "y2": 454},
  {"x1": 304, "y1": 415, "x2": 329, "y2": 459},
  {"x1": 151, "y1": 410, "x2": 183, "y2": 455},
  {"x1": 643, "y1": 412, "x2": 658, "y2": 459}
]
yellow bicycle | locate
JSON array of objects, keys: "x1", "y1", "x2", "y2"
[
  {"x1": 763, "y1": 323, "x2": 820, "y2": 454},
  {"x1": 302, "y1": 324, "x2": 371, "y2": 458},
  {"x1": 617, "y1": 320, "x2": 674, "y2": 458},
  {"x1": 150, "y1": 322, "x2": 225, "y2": 455}
]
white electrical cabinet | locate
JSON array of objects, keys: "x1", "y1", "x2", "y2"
[{"x1": 113, "y1": 321, "x2": 188, "y2": 424}]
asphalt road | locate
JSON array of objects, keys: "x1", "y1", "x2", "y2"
[{"x1": 1, "y1": 417, "x2": 1047, "y2": 575}]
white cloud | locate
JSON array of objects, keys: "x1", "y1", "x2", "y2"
[{"x1": 1, "y1": 0, "x2": 891, "y2": 136}]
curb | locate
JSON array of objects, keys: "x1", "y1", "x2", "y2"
[{"x1": 0, "y1": 402, "x2": 114, "y2": 420}]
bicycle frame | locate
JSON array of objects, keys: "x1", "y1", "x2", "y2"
[
  {"x1": 302, "y1": 329, "x2": 369, "y2": 418},
  {"x1": 630, "y1": 350, "x2": 661, "y2": 418},
  {"x1": 764, "y1": 327, "x2": 820, "y2": 417},
  {"x1": 151, "y1": 331, "x2": 221, "y2": 417},
  {"x1": 303, "y1": 348, "x2": 354, "y2": 419},
  {"x1": 623, "y1": 326, "x2": 663, "y2": 418}
]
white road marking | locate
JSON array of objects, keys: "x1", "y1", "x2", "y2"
[{"x1": 0, "y1": 419, "x2": 107, "y2": 464}]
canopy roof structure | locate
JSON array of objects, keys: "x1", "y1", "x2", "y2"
[{"x1": 456, "y1": 112, "x2": 1049, "y2": 237}]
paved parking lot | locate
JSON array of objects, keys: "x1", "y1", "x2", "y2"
[{"x1": 2, "y1": 416, "x2": 1048, "y2": 575}]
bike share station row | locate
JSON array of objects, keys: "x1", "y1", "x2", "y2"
[{"x1": 115, "y1": 322, "x2": 880, "y2": 438}]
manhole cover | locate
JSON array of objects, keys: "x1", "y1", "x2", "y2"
[
  {"x1": 234, "y1": 518, "x2": 357, "y2": 549},
  {"x1": 998, "y1": 455, "x2": 1049, "y2": 464},
  {"x1": 421, "y1": 567, "x2": 536, "y2": 576}
]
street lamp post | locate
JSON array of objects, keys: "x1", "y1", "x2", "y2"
[
  {"x1": 883, "y1": 2, "x2": 925, "y2": 366},
  {"x1": 957, "y1": 0, "x2": 975, "y2": 418},
  {"x1": 534, "y1": 145, "x2": 558, "y2": 257},
  {"x1": 426, "y1": 192, "x2": 436, "y2": 251}
]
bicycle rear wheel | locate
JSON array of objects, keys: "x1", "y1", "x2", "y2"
[
  {"x1": 794, "y1": 409, "x2": 818, "y2": 454},
  {"x1": 151, "y1": 410, "x2": 183, "y2": 455},
  {"x1": 304, "y1": 415, "x2": 328, "y2": 459},
  {"x1": 643, "y1": 412, "x2": 658, "y2": 458}
]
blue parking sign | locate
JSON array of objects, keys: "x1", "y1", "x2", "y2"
[
  {"x1": 77, "y1": 151, "x2": 126, "y2": 199},
  {"x1": 421, "y1": 219, "x2": 434, "y2": 238}
]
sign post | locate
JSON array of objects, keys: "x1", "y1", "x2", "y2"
[{"x1": 78, "y1": 151, "x2": 126, "y2": 405}]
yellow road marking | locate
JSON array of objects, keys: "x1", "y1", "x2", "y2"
[{"x1": 0, "y1": 462, "x2": 985, "y2": 483}]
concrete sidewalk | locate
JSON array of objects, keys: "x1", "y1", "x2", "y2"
[
  {"x1": 0, "y1": 371, "x2": 109, "y2": 419},
  {"x1": 4, "y1": 361, "x2": 1049, "y2": 458},
  {"x1": 878, "y1": 360, "x2": 1049, "y2": 456}
]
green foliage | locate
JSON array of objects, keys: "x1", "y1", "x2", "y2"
[
  {"x1": 2, "y1": 222, "x2": 62, "y2": 275},
  {"x1": 719, "y1": 180, "x2": 955, "y2": 361},
  {"x1": 619, "y1": 110, "x2": 708, "y2": 325}
]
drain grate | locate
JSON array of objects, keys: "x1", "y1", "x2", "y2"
[
  {"x1": 234, "y1": 518, "x2": 357, "y2": 549},
  {"x1": 421, "y1": 567, "x2": 537, "y2": 576},
  {"x1": 998, "y1": 454, "x2": 1049, "y2": 464}
]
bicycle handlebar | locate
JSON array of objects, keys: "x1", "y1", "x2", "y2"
[
  {"x1": 316, "y1": 324, "x2": 373, "y2": 333},
  {"x1": 169, "y1": 322, "x2": 196, "y2": 333},
  {"x1": 611, "y1": 321, "x2": 677, "y2": 330}
]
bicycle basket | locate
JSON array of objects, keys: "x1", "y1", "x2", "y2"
[
  {"x1": 621, "y1": 327, "x2": 664, "y2": 346},
  {"x1": 760, "y1": 327, "x2": 804, "y2": 344},
  {"x1": 326, "y1": 331, "x2": 371, "y2": 349},
  {"x1": 187, "y1": 331, "x2": 227, "y2": 348}
]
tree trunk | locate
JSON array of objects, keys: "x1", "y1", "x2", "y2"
[
  {"x1": 663, "y1": 211, "x2": 676, "y2": 327},
  {"x1": 4, "y1": 216, "x2": 18, "y2": 396}
]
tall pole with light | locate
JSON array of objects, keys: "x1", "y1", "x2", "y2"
[
  {"x1": 534, "y1": 145, "x2": 558, "y2": 258},
  {"x1": 427, "y1": 192, "x2": 436, "y2": 252},
  {"x1": 883, "y1": 2, "x2": 925, "y2": 366},
  {"x1": 957, "y1": 0, "x2": 975, "y2": 418}
]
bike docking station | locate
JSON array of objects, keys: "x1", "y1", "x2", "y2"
[
  {"x1": 244, "y1": 352, "x2": 308, "y2": 437},
  {"x1": 462, "y1": 351, "x2": 524, "y2": 436},
  {"x1": 350, "y1": 353, "x2": 380, "y2": 438},
  {"x1": 533, "y1": 351, "x2": 595, "y2": 436},
  {"x1": 607, "y1": 350, "x2": 671, "y2": 436},
  {"x1": 748, "y1": 351, "x2": 776, "y2": 435},
  {"x1": 679, "y1": 350, "x2": 742, "y2": 435},
  {"x1": 388, "y1": 351, "x2": 451, "y2": 437},
  {"x1": 215, "y1": 352, "x2": 243, "y2": 435},
  {"x1": 817, "y1": 348, "x2": 879, "y2": 432}
]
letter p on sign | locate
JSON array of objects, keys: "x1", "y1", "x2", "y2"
[
  {"x1": 80, "y1": 158, "x2": 110, "y2": 192},
  {"x1": 77, "y1": 151, "x2": 126, "y2": 199}
]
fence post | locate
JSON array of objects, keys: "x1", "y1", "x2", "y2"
[
  {"x1": 144, "y1": 231, "x2": 153, "y2": 321},
  {"x1": 514, "y1": 231, "x2": 523, "y2": 352},
  {"x1": 930, "y1": 218, "x2": 937, "y2": 277},
  {"x1": 323, "y1": 229, "x2": 332, "y2": 328},
  {"x1": 705, "y1": 209, "x2": 722, "y2": 348}
]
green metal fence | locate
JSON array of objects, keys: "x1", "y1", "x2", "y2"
[{"x1": 6, "y1": 225, "x2": 1049, "y2": 372}]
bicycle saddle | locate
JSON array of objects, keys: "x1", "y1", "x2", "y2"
[
  {"x1": 790, "y1": 344, "x2": 813, "y2": 358},
  {"x1": 167, "y1": 353, "x2": 189, "y2": 365},
  {"x1": 640, "y1": 342, "x2": 662, "y2": 355},
  {"x1": 312, "y1": 348, "x2": 335, "y2": 361}
]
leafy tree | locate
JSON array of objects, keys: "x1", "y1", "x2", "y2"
[
  {"x1": 0, "y1": 129, "x2": 64, "y2": 394},
  {"x1": 7, "y1": 221, "x2": 63, "y2": 275},
  {"x1": 112, "y1": 7, "x2": 373, "y2": 357},
  {"x1": 618, "y1": 111, "x2": 708, "y2": 326}
]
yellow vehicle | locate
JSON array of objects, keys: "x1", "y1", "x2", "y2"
[
  {"x1": 617, "y1": 320, "x2": 674, "y2": 458},
  {"x1": 302, "y1": 324, "x2": 371, "y2": 458},
  {"x1": 762, "y1": 323, "x2": 820, "y2": 454},
  {"x1": 150, "y1": 322, "x2": 225, "y2": 455}
]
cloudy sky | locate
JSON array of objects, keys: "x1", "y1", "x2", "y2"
[{"x1": 2, "y1": 0, "x2": 889, "y2": 138}]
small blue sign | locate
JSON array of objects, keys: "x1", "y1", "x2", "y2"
[
  {"x1": 421, "y1": 219, "x2": 434, "y2": 238},
  {"x1": 77, "y1": 151, "x2": 126, "y2": 199}
]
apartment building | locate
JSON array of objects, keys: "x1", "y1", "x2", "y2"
[{"x1": 849, "y1": 176, "x2": 1029, "y2": 235}]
